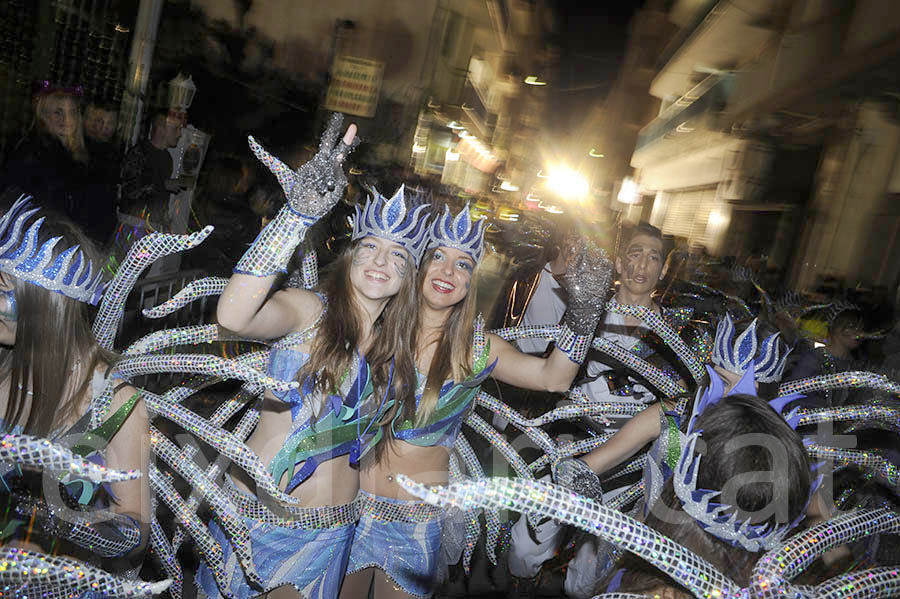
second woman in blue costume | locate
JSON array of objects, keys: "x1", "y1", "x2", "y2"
[
  {"x1": 196, "y1": 115, "x2": 429, "y2": 599},
  {"x1": 341, "y1": 202, "x2": 613, "y2": 598}
]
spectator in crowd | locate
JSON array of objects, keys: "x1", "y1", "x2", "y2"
[
  {"x1": 119, "y1": 110, "x2": 182, "y2": 232},
  {"x1": 1, "y1": 83, "x2": 117, "y2": 245},
  {"x1": 786, "y1": 309, "x2": 864, "y2": 408}
]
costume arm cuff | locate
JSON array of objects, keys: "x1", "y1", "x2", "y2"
[
  {"x1": 235, "y1": 205, "x2": 317, "y2": 277},
  {"x1": 557, "y1": 322, "x2": 592, "y2": 364}
]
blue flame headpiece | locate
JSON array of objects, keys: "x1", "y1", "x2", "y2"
[
  {"x1": 0, "y1": 196, "x2": 106, "y2": 305},
  {"x1": 712, "y1": 314, "x2": 791, "y2": 383},
  {"x1": 667, "y1": 365, "x2": 821, "y2": 551},
  {"x1": 426, "y1": 203, "x2": 486, "y2": 264},
  {"x1": 351, "y1": 185, "x2": 431, "y2": 266}
]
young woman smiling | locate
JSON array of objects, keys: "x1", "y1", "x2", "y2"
[{"x1": 341, "y1": 202, "x2": 613, "y2": 599}]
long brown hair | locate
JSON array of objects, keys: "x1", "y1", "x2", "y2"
[
  {"x1": 408, "y1": 248, "x2": 477, "y2": 427},
  {"x1": 298, "y1": 241, "x2": 418, "y2": 422},
  {"x1": 0, "y1": 208, "x2": 116, "y2": 435}
]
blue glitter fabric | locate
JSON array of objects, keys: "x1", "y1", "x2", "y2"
[
  {"x1": 197, "y1": 516, "x2": 354, "y2": 599},
  {"x1": 346, "y1": 492, "x2": 444, "y2": 598}
]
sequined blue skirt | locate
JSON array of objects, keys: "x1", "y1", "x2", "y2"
[
  {"x1": 346, "y1": 491, "x2": 444, "y2": 598},
  {"x1": 196, "y1": 515, "x2": 354, "y2": 599}
]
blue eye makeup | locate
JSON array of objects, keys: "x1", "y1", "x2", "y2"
[{"x1": 0, "y1": 289, "x2": 17, "y2": 321}]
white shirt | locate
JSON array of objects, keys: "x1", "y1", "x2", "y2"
[
  {"x1": 581, "y1": 310, "x2": 655, "y2": 406},
  {"x1": 515, "y1": 264, "x2": 567, "y2": 355}
]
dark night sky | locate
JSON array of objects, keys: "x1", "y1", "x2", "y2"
[{"x1": 550, "y1": 0, "x2": 646, "y2": 139}]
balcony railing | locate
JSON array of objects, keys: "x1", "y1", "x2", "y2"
[{"x1": 634, "y1": 74, "x2": 732, "y2": 153}]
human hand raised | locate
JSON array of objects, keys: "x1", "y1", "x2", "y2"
[{"x1": 248, "y1": 112, "x2": 359, "y2": 219}]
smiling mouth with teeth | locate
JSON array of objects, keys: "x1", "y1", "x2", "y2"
[
  {"x1": 366, "y1": 270, "x2": 390, "y2": 281},
  {"x1": 432, "y1": 279, "x2": 455, "y2": 291}
]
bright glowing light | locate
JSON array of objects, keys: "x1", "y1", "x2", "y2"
[
  {"x1": 546, "y1": 167, "x2": 589, "y2": 198},
  {"x1": 524, "y1": 76, "x2": 547, "y2": 86},
  {"x1": 536, "y1": 169, "x2": 548, "y2": 178},
  {"x1": 349, "y1": 167, "x2": 364, "y2": 175},
  {"x1": 459, "y1": 130, "x2": 474, "y2": 139},
  {"x1": 707, "y1": 208, "x2": 729, "y2": 228},
  {"x1": 589, "y1": 149, "x2": 605, "y2": 158},
  {"x1": 676, "y1": 122, "x2": 695, "y2": 133},
  {"x1": 447, "y1": 120, "x2": 464, "y2": 130},
  {"x1": 499, "y1": 181, "x2": 519, "y2": 192},
  {"x1": 445, "y1": 149, "x2": 460, "y2": 161},
  {"x1": 412, "y1": 144, "x2": 426, "y2": 154},
  {"x1": 814, "y1": 342, "x2": 825, "y2": 348},
  {"x1": 617, "y1": 177, "x2": 640, "y2": 204},
  {"x1": 543, "y1": 204, "x2": 565, "y2": 214}
]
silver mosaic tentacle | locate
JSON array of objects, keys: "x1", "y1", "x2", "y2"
[
  {"x1": 453, "y1": 434, "x2": 484, "y2": 572},
  {"x1": 11, "y1": 494, "x2": 141, "y2": 558},
  {"x1": 592, "y1": 594, "x2": 651, "y2": 599},
  {"x1": 490, "y1": 324, "x2": 686, "y2": 397},
  {"x1": 530, "y1": 433, "x2": 614, "y2": 472},
  {"x1": 797, "y1": 404, "x2": 900, "y2": 433},
  {"x1": 489, "y1": 323, "x2": 559, "y2": 343},
  {"x1": 779, "y1": 371, "x2": 900, "y2": 396},
  {"x1": 124, "y1": 324, "x2": 221, "y2": 356},
  {"x1": 93, "y1": 226, "x2": 214, "y2": 349},
  {"x1": 150, "y1": 426, "x2": 260, "y2": 587},
  {"x1": 149, "y1": 509, "x2": 183, "y2": 599},
  {"x1": 605, "y1": 480, "x2": 644, "y2": 511},
  {"x1": 116, "y1": 353, "x2": 295, "y2": 392},
  {"x1": 144, "y1": 392, "x2": 300, "y2": 505},
  {"x1": 463, "y1": 412, "x2": 527, "y2": 566},
  {"x1": 149, "y1": 464, "x2": 233, "y2": 594},
  {"x1": 750, "y1": 509, "x2": 900, "y2": 596},
  {"x1": 806, "y1": 444, "x2": 900, "y2": 492},
  {"x1": 474, "y1": 391, "x2": 556, "y2": 456},
  {"x1": 569, "y1": 386, "x2": 593, "y2": 404},
  {"x1": 606, "y1": 299, "x2": 705, "y2": 383},
  {"x1": 814, "y1": 568, "x2": 900, "y2": 599},
  {"x1": 465, "y1": 412, "x2": 535, "y2": 481},
  {"x1": 169, "y1": 385, "x2": 262, "y2": 563},
  {"x1": 142, "y1": 277, "x2": 229, "y2": 318},
  {"x1": 594, "y1": 337, "x2": 687, "y2": 398},
  {"x1": 0, "y1": 547, "x2": 171, "y2": 599},
  {"x1": 398, "y1": 476, "x2": 740, "y2": 599},
  {"x1": 232, "y1": 349, "x2": 271, "y2": 373},
  {"x1": 0, "y1": 434, "x2": 140, "y2": 482},
  {"x1": 302, "y1": 249, "x2": 318, "y2": 288},
  {"x1": 608, "y1": 453, "x2": 647, "y2": 479}
]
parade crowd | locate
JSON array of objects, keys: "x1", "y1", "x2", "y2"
[{"x1": 0, "y1": 84, "x2": 898, "y2": 599}]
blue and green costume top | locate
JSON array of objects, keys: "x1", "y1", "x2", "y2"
[
  {"x1": 265, "y1": 306, "x2": 390, "y2": 493},
  {"x1": 391, "y1": 316, "x2": 496, "y2": 449}
]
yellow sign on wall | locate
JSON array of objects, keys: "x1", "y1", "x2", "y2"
[{"x1": 324, "y1": 56, "x2": 384, "y2": 118}]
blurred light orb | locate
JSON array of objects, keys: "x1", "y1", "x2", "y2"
[
  {"x1": 617, "y1": 177, "x2": 640, "y2": 204},
  {"x1": 546, "y1": 167, "x2": 589, "y2": 198}
]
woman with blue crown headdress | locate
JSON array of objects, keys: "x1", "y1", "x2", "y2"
[
  {"x1": 195, "y1": 114, "x2": 428, "y2": 599},
  {"x1": 339, "y1": 200, "x2": 614, "y2": 599},
  {"x1": 0, "y1": 193, "x2": 153, "y2": 592}
]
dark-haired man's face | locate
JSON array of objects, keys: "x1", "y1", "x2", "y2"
[{"x1": 616, "y1": 233, "x2": 664, "y2": 297}]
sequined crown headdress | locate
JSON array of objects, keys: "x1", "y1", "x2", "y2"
[
  {"x1": 0, "y1": 196, "x2": 106, "y2": 305},
  {"x1": 426, "y1": 203, "x2": 487, "y2": 264},
  {"x1": 672, "y1": 366, "x2": 817, "y2": 551},
  {"x1": 713, "y1": 314, "x2": 790, "y2": 382},
  {"x1": 352, "y1": 185, "x2": 431, "y2": 266}
]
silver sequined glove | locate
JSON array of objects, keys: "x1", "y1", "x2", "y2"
[
  {"x1": 556, "y1": 241, "x2": 612, "y2": 362},
  {"x1": 552, "y1": 457, "x2": 604, "y2": 502},
  {"x1": 237, "y1": 114, "x2": 359, "y2": 276}
]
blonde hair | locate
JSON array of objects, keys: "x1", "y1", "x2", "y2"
[{"x1": 35, "y1": 92, "x2": 88, "y2": 164}]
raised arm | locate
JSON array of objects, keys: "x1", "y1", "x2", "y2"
[
  {"x1": 487, "y1": 241, "x2": 612, "y2": 392},
  {"x1": 217, "y1": 114, "x2": 357, "y2": 338}
]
